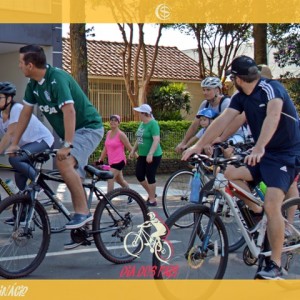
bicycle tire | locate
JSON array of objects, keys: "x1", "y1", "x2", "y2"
[
  {"x1": 153, "y1": 204, "x2": 228, "y2": 279},
  {"x1": 123, "y1": 232, "x2": 144, "y2": 258},
  {"x1": 280, "y1": 197, "x2": 300, "y2": 280},
  {"x1": 162, "y1": 169, "x2": 196, "y2": 227},
  {"x1": 93, "y1": 187, "x2": 150, "y2": 264},
  {"x1": 0, "y1": 194, "x2": 51, "y2": 279}
]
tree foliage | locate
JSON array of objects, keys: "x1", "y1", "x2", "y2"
[
  {"x1": 147, "y1": 81, "x2": 191, "y2": 121},
  {"x1": 268, "y1": 24, "x2": 300, "y2": 108},
  {"x1": 172, "y1": 24, "x2": 252, "y2": 80}
]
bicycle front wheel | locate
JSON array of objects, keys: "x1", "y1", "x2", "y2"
[
  {"x1": 37, "y1": 189, "x2": 70, "y2": 233},
  {"x1": 93, "y1": 188, "x2": 149, "y2": 264},
  {"x1": 0, "y1": 194, "x2": 51, "y2": 279},
  {"x1": 162, "y1": 170, "x2": 195, "y2": 227},
  {"x1": 153, "y1": 204, "x2": 228, "y2": 279},
  {"x1": 281, "y1": 197, "x2": 300, "y2": 279}
]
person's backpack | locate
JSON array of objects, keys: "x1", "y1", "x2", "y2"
[{"x1": 204, "y1": 96, "x2": 227, "y2": 114}]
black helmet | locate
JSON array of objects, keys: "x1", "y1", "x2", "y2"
[{"x1": 0, "y1": 82, "x2": 16, "y2": 96}]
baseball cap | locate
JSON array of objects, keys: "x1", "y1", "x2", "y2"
[
  {"x1": 133, "y1": 104, "x2": 152, "y2": 114},
  {"x1": 228, "y1": 55, "x2": 258, "y2": 76},
  {"x1": 110, "y1": 114, "x2": 121, "y2": 122},
  {"x1": 258, "y1": 64, "x2": 273, "y2": 79}
]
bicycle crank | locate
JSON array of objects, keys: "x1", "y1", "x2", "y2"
[{"x1": 243, "y1": 246, "x2": 257, "y2": 266}]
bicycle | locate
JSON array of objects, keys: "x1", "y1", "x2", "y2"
[
  {"x1": 124, "y1": 222, "x2": 172, "y2": 263},
  {"x1": 0, "y1": 149, "x2": 150, "y2": 279},
  {"x1": 153, "y1": 153, "x2": 300, "y2": 279},
  {"x1": 162, "y1": 142, "x2": 255, "y2": 252},
  {"x1": 0, "y1": 160, "x2": 70, "y2": 233}
]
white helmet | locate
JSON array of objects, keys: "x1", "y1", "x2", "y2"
[{"x1": 201, "y1": 77, "x2": 222, "y2": 89}]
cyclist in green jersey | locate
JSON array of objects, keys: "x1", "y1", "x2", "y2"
[{"x1": 8, "y1": 44, "x2": 104, "y2": 231}]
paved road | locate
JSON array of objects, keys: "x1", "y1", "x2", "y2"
[{"x1": 0, "y1": 172, "x2": 258, "y2": 280}]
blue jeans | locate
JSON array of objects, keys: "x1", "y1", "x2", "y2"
[{"x1": 9, "y1": 140, "x2": 52, "y2": 190}]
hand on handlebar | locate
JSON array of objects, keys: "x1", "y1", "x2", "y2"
[{"x1": 5, "y1": 145, "x2": 20, "y2": 157}]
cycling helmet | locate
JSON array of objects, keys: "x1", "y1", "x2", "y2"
[
  {"x1": 201, "y1": 77, "x2": 222, "y2": 89},
  {"x1": 197, "y1": 108, "x2": 218, "y2": 119},
  {"x1": 0, "y1": 82, "x2": 16, "y2": 96}
]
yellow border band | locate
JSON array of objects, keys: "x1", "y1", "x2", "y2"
[{"x1": 0, "y1": 0, "x2": 299, "y2": 23}]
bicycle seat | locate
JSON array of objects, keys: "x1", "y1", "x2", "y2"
[{"x1": 84, "y1": 165, "x2": 114, "y2": 180}]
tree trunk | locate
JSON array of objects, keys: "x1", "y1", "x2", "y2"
[
  {"x1": 70, "y1": 24, "x2": 88, "y2": 95},
  {"x1": 253, "y1": 24, "x2": 268, "y2": 65}
]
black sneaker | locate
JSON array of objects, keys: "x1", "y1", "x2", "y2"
[
  {"x1": 255, "y1": 260, "x2": 283, "y2": 280},
  {"x1": 127, "y1": 197, "x2": 134, "y2": 204},
  {"x1": 64, "y1": 236, "x2": 94, "y2": 250},
  {"x1": 4, "y1": 217, "x2": 15, "y2": 226}
]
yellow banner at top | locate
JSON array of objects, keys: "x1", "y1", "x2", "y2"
[{"x1": 0, "y1": 0, "x2": 299, "y2": 23}]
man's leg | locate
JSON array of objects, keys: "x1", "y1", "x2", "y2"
[
  {"x1": 224, "y1": 165, "x2": 262, "y2": 213},
  {"x1": 264, "y1": 187, "x2": 285, "y2": 266},
  {"x1": 56, "y1": 156, "x2": 89, "y2": 215}
]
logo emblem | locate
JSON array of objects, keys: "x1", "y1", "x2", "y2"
[
  {"x1": 155, "y1": 4, "x2": 171, "y2": 21},
  {"x1": 124, "y1": 212, "x2": 172, "y2": 264}
]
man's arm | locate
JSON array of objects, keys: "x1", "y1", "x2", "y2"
[
  {"x1": 245, "y1": 99, "x2": 282, "y2": 166},
  {"x1": 176, "y1": 118, "x2": 200, "y2": 152},
  {"x1": 62, "y1": 103, "x2": 76, "y2": 144},
  {"x1": 214, "y1": 113, "x2": 247, "y2": 143},
  {"x1": 182, "y1": 108, "x2": 240, "y2": 160}
]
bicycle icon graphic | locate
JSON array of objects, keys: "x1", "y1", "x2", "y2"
[{"x1": 124, "y1": 212, "x2": 172, "y2": 264}]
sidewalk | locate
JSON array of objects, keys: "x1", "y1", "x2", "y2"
[{"x1": 0, "y1": 171, "x2": 172, "y2": 203}]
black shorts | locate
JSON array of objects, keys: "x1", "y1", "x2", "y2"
[
  {"x1": 110, "y1": 160, "x2": 126, "y2": 171},
  {"x1": 248, "y1": 153, "x2": 300, "y2": 193}
]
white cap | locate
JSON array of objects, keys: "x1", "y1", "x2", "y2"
[{"x1": 133, "y1": 104, "x2": 152, "y2": 114}]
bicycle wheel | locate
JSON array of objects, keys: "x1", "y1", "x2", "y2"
[
  {"x1": 200, "y1": 183, "x2": 245, "y2": 253},
  {"x1": 153, "y1": 204, "x2": 228, "y2": 279},
  {"x1": 162, "y1": 170, "x2": 195, "y2": 227},
  {"x1": 37, "y1": 190, "x2": 70, "y2": 233},
  {"x1": 0, "y1": 194, "x2": 51, "y2": 279},
  {"x1": 123, "y1": 232, "x2": 144, "y2": 258},
  {"x1": 154, "y1": 240, "x2": 172, "y2": 263},
  {"x1": 281, "y1": 197, "x2": 300, "y2": 279},
  {"x1": 93, "y1": 188, "x2": 150, "y2": 264}
]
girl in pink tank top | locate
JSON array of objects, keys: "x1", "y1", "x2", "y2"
[{"x1": 97, "y1": 115, "x2": 134, "y2": 192}]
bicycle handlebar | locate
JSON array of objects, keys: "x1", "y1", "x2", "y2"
[{"x1": 6, "y1": 148, "x2": 58, "y2": 164}]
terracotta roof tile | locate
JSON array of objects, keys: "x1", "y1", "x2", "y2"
[{"x1": 62, "y1": 38, "x2": 200, "y2": 81}]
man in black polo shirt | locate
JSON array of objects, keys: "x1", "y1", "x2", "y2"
[{"x1": 182, "y1": 55, "x2": 300, "y2": 279}]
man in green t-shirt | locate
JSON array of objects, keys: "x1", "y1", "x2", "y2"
[{"x1": 8, "y1": 44, "x2": 104, "y2": 234}]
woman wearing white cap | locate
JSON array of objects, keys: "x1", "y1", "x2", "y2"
[{"x1": 129, "y1": 104, "x2": 163, "y2": 206}]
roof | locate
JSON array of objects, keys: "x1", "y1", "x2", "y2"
[{"x1": 62, "y1": 38, "x2": 201, "y2": 81}]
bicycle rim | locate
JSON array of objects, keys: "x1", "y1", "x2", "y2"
[
  {"x1": 93, "y1": 188, "x2": 150, "y2": 264},
  {"x1": 280, "y1": 197, "x2": 300, "y2": 280},
  {"x1": 153, "y1": 204, "x2": 228, "y2": 279},
  {"x1": 162, "y1": 170, "x2": 195, "y2": 227},
  {"x1": 0, "y1": 194, "x2": 50, "y2": 279}
]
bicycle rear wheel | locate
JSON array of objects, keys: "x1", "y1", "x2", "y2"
[
  {"x1": 162, "y1": 170, "x2": 195, "y2": 227},
  {"x1": 0, "y1": 194, "x2": 50, "y2": 279},
  {"x1": 153, "y1": 204, "x2": 228, "y2": 279},
  {"x1": 93, "y1": 188, "x2": 150, "y2": 264},
  {"x1": 281, "y1": 197, "x2": 300, "y2": 279}
]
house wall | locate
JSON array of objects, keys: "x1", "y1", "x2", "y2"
[{"x1": 183, "y1": 81, "x2": 204, "y2": 120}]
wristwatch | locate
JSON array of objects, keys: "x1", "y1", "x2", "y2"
[{"x1": 63, "y1": 141, "x2": 73, "y2": 148}]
